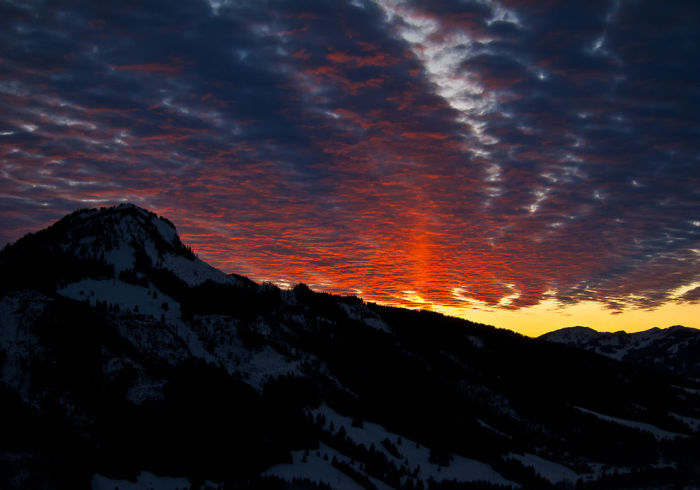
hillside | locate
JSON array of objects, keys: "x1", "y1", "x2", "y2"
[{"x1": 1, "y1": 204, "x2": 699, "y2": 489}]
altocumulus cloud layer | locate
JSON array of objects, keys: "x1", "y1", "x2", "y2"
[{"x1": 1, "y1": 0, "x2": 699, "y2": 315}]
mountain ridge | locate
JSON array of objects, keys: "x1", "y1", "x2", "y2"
[{"x1": 540, "y1": 325, "x2": 700, "y2": 381}]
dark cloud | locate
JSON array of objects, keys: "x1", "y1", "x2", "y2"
[{"x1": 1, "y1": 0, "x2": 699, "y2": 320}]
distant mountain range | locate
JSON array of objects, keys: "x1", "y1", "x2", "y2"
[
  {"x1": 540, "y1": 326, "x2": 700, "y2": 382},
  {"x1": 1, "y1": 204, "x2": 699, "y2": 489}
]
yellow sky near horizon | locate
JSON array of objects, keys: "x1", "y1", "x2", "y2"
[{"x1": 380, "y1": 297, "x2": 700, "y2": 338}]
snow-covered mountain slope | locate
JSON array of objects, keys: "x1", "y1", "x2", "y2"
[
  {"x1": 1, "y1": 204, "x2": 700, "y2": 490},
  {"x1": 540, "y1": 325, "x2": 700, "y2": 381}
]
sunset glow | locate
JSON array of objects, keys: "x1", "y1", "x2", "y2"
[{"x1": 1, "y1": 0, "x2": 699, "y2": 335}]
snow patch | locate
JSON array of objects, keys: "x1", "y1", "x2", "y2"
[
  {"x1": 363, "y1": 316, "x2": 392, "y2": 333},
  {"x1": 508, "y1": 453, "x2": 578, "y2": 484},
  {"x1": 468, "y1": 335, "x2": 485, "y2": 349},
  {"x1": 574, "y1": 406, "x2": 688, "y2": 440},
  {"x1": 104, "y1": 245, "x2": 136, "y2": 274},
  {"x1": 58, "y1": 279, "x2": 181, "y2": 322},
  {"x1": 310, "y1": 405, "x2": 516, "y2": 487},
  {"x1": 92, "y1": 471, "x2": 191, "y2": 490},
  {"x1": 191, "y1": 315, "x2": 301, "y2": 391},
  {"x1": 674, "y1": 385, "x2": 700, "y2": 396},
  {"x1": 670, "y1": 412, "x2": 700, "y2": 432},
  {"x1": 241, "y1": 345, "x2": 302, "y2": 390},
  {"x1": 340, "y1": 303, "x2": 391, "y2": 333},
  {"x1": 542, "y1": 326, "x2": 600, "y2": 345},
  {"x1": 477, "y1": 419, "x2": 510, "y2": 438},
  {"x1": 161, "y1": 253, "x2": 235, "y2": 287},
  {"x1": 126, "y1": 376, "x2": 166, "y2": 405},
  {"x1": 595, "y1": 345, "x2": 629, "y2": 361},
  {"x1": 264, "y1": 443, "x2": 370, "y2": 490}
]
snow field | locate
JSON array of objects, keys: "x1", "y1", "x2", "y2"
[
  {"x1": 308, "y1": 404, "x2": 517, "y2": 487},
  {"x1": 58, "y1": 279, "x2": 181, "y2": 322}
]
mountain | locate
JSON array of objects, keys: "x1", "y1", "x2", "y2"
[
  {"x1": 1, "y1": 204, "x2": 699, "y2": 489},
  {"x1": 540, "y1": 326, "x2": 700, "y2": 381}
]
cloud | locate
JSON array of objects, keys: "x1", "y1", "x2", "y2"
[{"x1": 1, "y1": 0, "x2": 699, "y2": 320}]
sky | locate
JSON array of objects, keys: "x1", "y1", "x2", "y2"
[{"x1": 1, "y1": 0, "x2": 699, "y2": 336}]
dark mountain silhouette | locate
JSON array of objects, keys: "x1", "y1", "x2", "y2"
[
  {"x1": 540, "y1": 326, "x2": 700, "y2": 382},
  {"x1": 1, "y1": 204, "x2": 699, "y2": 489}
]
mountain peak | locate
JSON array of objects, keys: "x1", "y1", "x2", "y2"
[
  {"x1": 539, "y1": 326, "x2": 600, "y2": 345},
  {"x1": 1, "y1": 203, "x2": 236, "y2": 290},
  {"x1": 47, "y1": 203, "x2": 187, "y2": 272}
]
